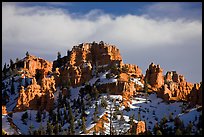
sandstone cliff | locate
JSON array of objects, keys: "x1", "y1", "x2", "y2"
[
  {"x1": 53, "y1": 42, "x2": 127, "y2": 88},
  {"x1": 15, "y1": 76, "x2": 55, "y2": 112},
  {"x1": 14, "y1": 55, "x2": 53, "y2": 78}
]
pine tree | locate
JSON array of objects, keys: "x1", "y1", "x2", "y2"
[
  {"x1": 120, "y1": 111, "x2": 125, "y2": 123},
  {"x1": 3, "y1": 63, "x2": 7, "y2": 79},
  {"x1": 101, "y1": 96, "x2": 108, "y2": 109},
  {"x1": 144, "y1": 77, "x2": 149, "y2": 102},
  {"x1": 175, "y1": 128, "x2": 182, "y2": 135},
  {"x1": 93, "y1": 112, "x2": 98, "y2": 123},
  {"x1": 58, "y1": 91, "x2": 62, "y2": 107},
  {"x1": 169, "y1": 113, "x2": 174, "y2": 122},
  {"x1": 138, "y1": 111, "x2": 141, "y2": 121},
  {"x1": 38, "y1": 121, "x2": 46, "y2": 135},
  {"x1": 28, "y1": 124, "x2": 34, "y2": 135},
  {"x1": 81, "y1": 116, "x2": 86, "y2": 134},
  {"x1": 68, "y1": 101, "x2": 75, "y2": 135},
  {"x1": 53, "y1": 122, "x2": 59, "y2": 135},
  {"x1": 57, "y1": 52, "x2": 61, "y2": 60},
  {"x1": 81, "y1": 99, "x2": 86, "y2": 118},
  {"x1": 10, "y1": 59, "x2": 14, "y2": 70},
  {"x1": 21, "y1": 111, "x2": 28, "y2": 124},
  {"x1": 63, "y1": 104, "x2": 67, "y2": 124},
  {"x1": 156, "y1": 130, "x2": 162, "y2": 135},
  {"x1": 26, "y1": 51, "x2": 29, "y2": 57},
  {"x1": 10, "y1": 77, "x2": 15, "y2": 94},
  {"x1": 36, "y1": 110, "x2": 42, "y2": 123},
  {"x1": 46, "y1": 122, "x2": 54, "y2": 135},
  {"x1": 160, "y1": 115, "x2": 168, "y2": 127},
  {"x1": 67, "y1": 87, "x2": 71, "y2": 99},
  {"x1": 185, "y1": 121, "x2": 193, "y2": 135},
  {"x1": 15, "y1": 58, "x2": 19, "y2": 63},
  {"x1": 67, "y1": 49, "x2": 71, "y2": 57},
  {"x1": 95, "y1": 102, "x2": 98, "y2": 114}
]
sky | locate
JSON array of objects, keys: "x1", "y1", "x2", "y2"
[{"x1": 2, "y1": 2, "x2": 202, "y2": 83}]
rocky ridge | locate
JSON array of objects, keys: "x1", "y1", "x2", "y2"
[{"x1": 3, "y1": 41, "x2": 202, "y2": 113}]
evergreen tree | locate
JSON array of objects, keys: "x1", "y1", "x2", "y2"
[
  {"x1": 67, "y1": 87, "x2": 71, "y2": 99},
  {"x1": 10, "y1": 77, "x2": 15, "y2": 94},
  {"x1": 68, "y1": 101, "x2": 75, "y2": 135},
  {"x1": 15, "y1": 58, "x2": 19, "y2": 63},
  {"x1": 81, "y1": 116, "x2": 86, "y2": 134},
  {"x1": 38, "y1": 122, "x2": 46, "y2": 135},
  {"x1": 63, "y1": 104, "x2": 67, "y2": 124},
  {"x1": 160, "y1": 115, "x2": 168, "y2": 126},
  {"x1": 28, "y1": 124, "x2": 34, "y2": 135},
  {"x1": 81, "y1": 99, "x2": 86, "y2": 118},
  {"x1": 185, "y1": 121, "x2": 193, "y2": 135},
  {"x1": 138, "y1": 111, "x2": 141, "y2": 121},
  {"x1": 10, "y1": 59, "x2": 14, "y2": 70},
  {"x1": 36, "y1": 110, "x2": 42, "y2": 123},
  {"x1": 58, "y1": 91, "x2": 62, "y2": 107},
  {"x1": 156, "y1": 130, "x2": 162, "y2": 135},
  {"x1": 95, "y1": 101, "x2": 98, "y2": 114},
  {"x1": 67, "y1": 50, "x2": 71, "y2": 56},
  {"x1": 26, "y1": 51, "x2": 29, "y2": 57},
  {"x1": 144, "y1": 77, "x2": 149, "y2": 102},
  {"x1": 93, "y1": 112, "x2": 98, "y2": 123},
  {"x1": 174, "y1": 116, "x2": 182, "y2": 129},
  {"x1": 130, "y1": 114, "x2": 136, "y2": 135},
  {"x1": 120, "y1": 111, "x2": 125, "y2": 122},
  {"x1": 101, "y1": 96, "x2": 108, "y2": 109},
  {"x1": 153, "y1": 122, "x2": 159, "y2": 135},
  {"x1": 53, "y1": 122, "x2": 59, "y2": 135},
  {"x1": 46, "y1": 122, "x2": 54, "y2": 135},
  {"x1": 3, "y1": 63, "x2": 7, "y2": 79},
  {"x1": 169, "y1": 113, "x2": 174, "y2": 122},
  {"x1": 175, "y1": 128, "x2": 182, "y2": 135},
  {"x1": 57, "y1": 52, "x2": 61, "y2": 60},
  {"x1": 21, "y1": 111, "x2": 28, "y2": 124}
]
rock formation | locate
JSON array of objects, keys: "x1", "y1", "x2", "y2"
[
  {"x1": 14, "y1": 55, "x2": 52, "y2": 78},
  {"x1": 145, "y1": 63, "x2": 164, "y2": 90},
  {"x1": 157, "y1": 71, "x2": 194, "y2": 102},
  {"x1": 15, "y1": 76, "x2": 55, "y2": 112},
  {"x1": 53, "y1": 42, "x2": 123, "y2": 88},
  {"x1": 2, "y1": 105, "x2": 7, "y2": 115},
  {"x1": 189, "y1": 82, "x2": 202, "y2": 106},
  {"x1": 136, "y1": 121, "x2": 146, "y2": 135}
]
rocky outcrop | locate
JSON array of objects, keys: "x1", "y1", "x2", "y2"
[
  {"x1": 15, "y1": 76, "x2": 55, "y2": 112},
  {"x1": 189, "y1": 82, "x2": 202, "y2": 106},
  {"x1": 136, "y1": 121, "x2": 146, "y2": 135},
  {"x1": 145, "y1": 63, "x2": 164, "y2": 90},
  {"x1": 121, "y1": 64, "x2": 142, "y2": 78},
  {"x1": 14, "y1": 55, "x2": 53, "y2": 78},
  {"x1": 2, "y1": 105, "x2": 7, "y2": 115},
  {"x1": 158, "y1": 71, "x2": 194, "y2": 102},
  {"x1": 53, "y1": 42, "x2": 123, "y2": 87}
]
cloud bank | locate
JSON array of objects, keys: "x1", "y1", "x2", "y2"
[{"x1": 2, "y1": 3, "x2": 202, "y2": 83}]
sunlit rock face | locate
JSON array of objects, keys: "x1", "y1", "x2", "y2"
[
  {"x1": 53, "y1": 42, "x2": 123, "y2": 88},
  {"x1": 145, "y1": 62, "x2": 164, "y2": 90}
]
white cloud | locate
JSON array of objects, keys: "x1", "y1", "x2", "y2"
[
  {"x1": 143, "y1": 2, "x2": 202, "y2": 21},
  {"x1": 2, "y1": 3, "x2": 202, "y2": 83}
]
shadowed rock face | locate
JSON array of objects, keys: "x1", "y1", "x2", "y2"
[{"x1": 189, "y1": 82, "x2": 202, "y2": 106}]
